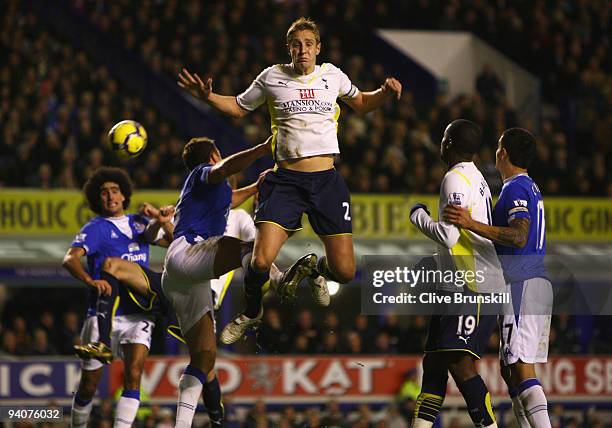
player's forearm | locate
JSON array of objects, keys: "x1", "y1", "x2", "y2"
[
  {"x1": 465, "y1": 218, "x2": 529, "y2": 248},
  {"x1": 231, "y1": 184, "x2": 257, "y2": 208},
  {"x1": 411, "y1": 209, "x2": 459, "y2": 248},
  {"x1": 144, "y1": 221, "x2": 163, "y2": 243},
  {"x1": 357, "y1": 88, "x2": 392, "y2": 114},
  {"x1": 161, "y1": 221, "x2": 174, "y2": 243},
  {"x1": 211, "y1": 143, "x2": 269, "y2": 182},
  {"x1": 62, "y1": 256, "x2": 93, "y2": 285},
  {"x1": 206, "y1": 93, "x2": 248, "y2": 118}
]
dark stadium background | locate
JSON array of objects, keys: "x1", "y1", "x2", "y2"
[{"x1": 0, "y1": 0, "x2": 610, "y2": 427}]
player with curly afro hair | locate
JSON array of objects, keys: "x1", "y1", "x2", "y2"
[{"x1": 83, "y1": 167, "x2": 133, "y2": 216}]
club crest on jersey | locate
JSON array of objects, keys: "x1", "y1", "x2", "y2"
[
  {"x1": 299, "y1": 89, "x2": 316, "y2": 99},
  {"x1": 449, "y1": 192, "x2": 464, "y2": 205},
  {"x1": 133, "y1": 221, "x2": 145, "y2": 233},
  {"x1": 110, "y1": 230, "x2": 119, "y2": 239},
  {"x1": 128, "y1": 242, "x2": 140, "y2": 253}
]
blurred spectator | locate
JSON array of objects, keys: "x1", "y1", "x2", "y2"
[
  {"x1": 279, "y1": 406, "x2": 299, "y2": 427},
  {"x1": 385, "y1": 404, "x2": 409, "y2": 428},
  {"x1": 38, "y1": 310, "x2": 59, "y2": 346},
  {"x1": 476, "y1": 64, "x2": 505, "y2": 106},
  {"x1": 31, "y1": 328, "x2": 57, "y2": 355},
  {"x1": 303, "y1": 407, "x2": 322, "y2": 428},
  {"x1": 12, "y1": 316, "x2": 32, "y2": 354},
  {"x1": 373, "y1": 331, "x2": 395, "y2": 354},
  {"x1": 289, "y1": 309, "x2": 320, "y2": 354},
  {"x1": 321, "y1": 399, "x2": 344, "y2": 427},
  {"x1": 354, "y1": 315, "x2": 376, "y2": 350},
  {"x1": 549, "y1": 314, "x2": 581, "y2": 354},
  {"x1": 348, "y1": 403, "x2": 375, "y2": 427},
  {"x1": 319, "y1": 331, "x2": 343, "y2": 354},
  {"x1": 380, "y1": 314, "x2": 402, "y2": 352},
  {"x1": 156, "y1": 407, "x2": 174, "y2": 428},
  {"x1": 58, "y1": 310, "x2": 81, "y2": 355},
  {"x1": 345, "y1": 330, "x2": 363, "y2": 354},
  {"x1": 90, "y1": 398, "x2": 114, "y2": 428},
  {"x1": 1, "y1": 329, "x2": 19, "y2": 355},
  {"x1": 258, "y1": 307, "x2": 291, "y2": 354},
  {"x1": 244, "y1": 399, "x2": 270, "y2": 428}
]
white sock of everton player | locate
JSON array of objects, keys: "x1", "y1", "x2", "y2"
[
  {"x1": 176, "y1": 365, "x2": 206, "y2": 428},
  {"x1": 114, "y1": 389, "x2": 140, "y2": 428},
  {"x1": 518, "y1": 379, "x2": 551, "y2": 428},
  {"x1": 71, "y1": 393, "x2": 93, "y2": 428},
  {"x1": 508, "y1": 387, "x2": 530, "y2": 427}
]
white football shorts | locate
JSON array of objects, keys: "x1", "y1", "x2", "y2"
[
  {"x1": 500, "y1": 277, "x2": 553, "y2": 365},
  {"x1": 162, "y1": 235, "x2": 220, "y2": 335},
  {"x1": 80, "y1": 313, "x2": 155, "y2": 371}
]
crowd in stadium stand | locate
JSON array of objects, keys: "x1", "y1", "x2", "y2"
[
  {"x1": 1, "y1": 0, "x2": 609, "y2": 196},
  {"x1": 1, "y1": 282, "x2": 609, "y2": 358}
]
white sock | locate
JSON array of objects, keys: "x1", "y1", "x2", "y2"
[
  {"x1": 412, "y1": 419, "x2": 434, "y2": 428},
  {"x1": 511, "y1": 395, "x2": 530, "y2": 427},
  {"x1": 519, "y1": 381, "x2": 551, "y2": 428},
  {"x1": 176, "y1": 373, "x2": 203, "y2": 428},
  {"x1": 114, "y1": 396, "x2": 140, "y2": 428},
  {"x1": 71, "y1": 395, "x2": 93, "y2": 428},
  {"x1": 268, "y1": 264, "x2": 283, "y2": 291}
]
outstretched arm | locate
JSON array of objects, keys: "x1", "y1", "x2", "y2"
[
  {"x1": 178, "y1": 68, "x2": 249, "y2": 118},
  {"x1": 231, "y1": 169, "x2": 272, "y2": 208},
  {"x1": 208, "y1": 137, "x2": 272, "y2": 184},
  {"x1": 443, "y1": 205, "x2": 530, "y2": 248},
  {"x1": 345, "y1": 77, "x2": 402, "y2": 115}
]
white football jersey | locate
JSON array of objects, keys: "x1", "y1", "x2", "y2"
[
  {"x1": 411, "y1": 162, "x2": 505, "y2": 293},
  {"x1": 224, "y1": 209, "x2": 256, "y2": 241},
  {"x1": 236, "y1": 63, "x2": 359, "y2": 161}
]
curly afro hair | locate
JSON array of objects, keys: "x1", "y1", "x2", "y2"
[{"x1": 83, "y1": 167, "x2": 133, "y2": 215}]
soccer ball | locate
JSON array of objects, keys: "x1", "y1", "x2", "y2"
[{"x1": 108, "y1": 120, "x2": 148, "y2": 158}]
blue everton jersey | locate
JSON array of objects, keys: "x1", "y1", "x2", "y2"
[
  {"x1": 492, "y1": 174, "x2": 547, "y2": 282},
  {"x1": 71, "y1": 214, "x2": 151, "y2": 315},
  {"x1": 173, "y1": 163, "x2": 232, "y2": 243}
]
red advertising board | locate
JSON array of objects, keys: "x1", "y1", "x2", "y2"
[{"x1": 108, "y1": 355, "x2": 612, "y2": 404}]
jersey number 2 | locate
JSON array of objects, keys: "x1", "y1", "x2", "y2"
[{"x1": 342, "y1": 202, "x2": 351, "y2": 221}]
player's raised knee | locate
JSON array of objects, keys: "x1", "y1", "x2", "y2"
[
  {"x1": 331, "y1": 261, "x2": 356, "y2": 284},
  {"x1": 250, "y1": 254, "x2": 273, "y2": 272},
  {"x1": 102, "y1": 257, "x2": 120, "y2": 275}
]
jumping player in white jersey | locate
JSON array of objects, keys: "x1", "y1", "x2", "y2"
[
  {"x1": 177, "y1": 17, "x2": 402, "y2": 341},
  {"x1": 444, "y1": 128, "x2": 552, "y2": 427},
  {"x1": 62, "y1": 167, "x2": 175, "y2": 428},
  {"x1": 162, "y1": 136, "x2": 316, "y2": 428},
  {"x1": 410, "y1": 120, "x2": 505, "y2": 428}
]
